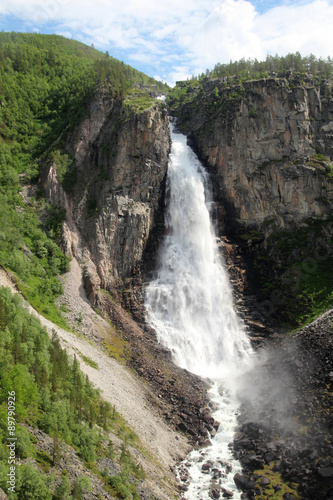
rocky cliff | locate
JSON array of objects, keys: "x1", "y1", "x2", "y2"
[
  {"x1": 175, "y1": 76, "x2": 333, "y2": 235},
  {"x1": 172, "y1": 76, "x2": 333, "y2": 325},
  {"x1": 169, "y1": 76, "x2": 333, "y2": 498},
  {"x1": 41, "y1": 88, "x2": 170, "y2": 305}
]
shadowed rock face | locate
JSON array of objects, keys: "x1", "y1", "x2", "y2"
[
  {"x1": 176, "y1": 77, "x2": 333, "y2": 236},
  {"x1": 41, "y1": 88, "x2": 170, "y2": 304}
]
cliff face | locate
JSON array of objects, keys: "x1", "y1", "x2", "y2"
[
  {"x1": 177, "y1": 77, "x2": 333, "y2": 235},
  {"x1": 172, "y1": 77, "x2": 333, "y2": 325},
  {"x1": 42, "y1": 89, "x2": 170, "y2": 304}
]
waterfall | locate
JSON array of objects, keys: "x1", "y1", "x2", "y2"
[{"x1": 145, "y1": 123, "x2": 253, "y2": 498}]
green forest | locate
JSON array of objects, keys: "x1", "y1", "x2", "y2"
[
  {"x1": 201, "y1": 52, "x2": 333, "y2": 81},
  {"x1": 0, "y1": 287, "x2": 144, "y2": 499}
]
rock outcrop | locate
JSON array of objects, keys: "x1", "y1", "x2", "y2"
[
  {"x1": 41, "y1": 88, "x2": 170, "y2": 305},
  {"x1": 176, "y1": 77, "x2": 333, "y2": 236},
  {"x1": 38, "y1": 89, "x2": 214, "y2": 458}
]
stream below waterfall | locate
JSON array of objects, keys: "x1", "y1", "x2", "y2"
[{"x1": 145, "y1": 122, "x2": 254, "y2": 499}]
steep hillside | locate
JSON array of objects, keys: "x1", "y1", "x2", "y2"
[{"x1": 0, "y1": 31, "x2": 168, "y2": 327}]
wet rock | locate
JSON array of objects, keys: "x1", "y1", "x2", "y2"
[
  {"x1": 222, "y1": 488, "x2": 234, "y2": 498},
  {"x1": 200, "y1": 439, "x2": 213, "y2": 448},
  {"x1": 264, "y1": 450, "x2": 277, "y2": 463},
  {"x1": 234, "y1": 310, "x2": 333, "y2": 500},
  {"x1": 203, "y1": 413, "x2": 215, "y2": 425},
  {"x1": 212, "y1": 468, "x2": 222, "y2": 479},
  {"x1": 209, "y1": 488, "x2": 221, "y2": 499},
  {"x1": 177, "y1": 422, "x2": 189, "y2": 433},
  {"x1": 233, "y1": 473, "x2": 256, "y2": 491},
  {"x1": 318, "y1": 467, "x2": 333, "y2": 478},
  {"x1": 202, "y1": 462, "x2": 212, "y2": 473},
  {"x1": 241, "y1": 423, "x2": 260, "y2": 439},
  {"x1": 234, "y1": 439, "x2": 252, "y2": 451}
]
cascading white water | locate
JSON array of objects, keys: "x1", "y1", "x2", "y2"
[{"x1": 145, "y1": 123, "x2": 253, "y2": 498}]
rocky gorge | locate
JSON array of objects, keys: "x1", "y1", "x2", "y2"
[{"x1": 36, "y1": 76, "x2": 333, "y2": 499}]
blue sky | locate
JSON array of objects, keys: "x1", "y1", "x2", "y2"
[{"x1": 0, "y1": 0, "x2": 332, "y2": 85}]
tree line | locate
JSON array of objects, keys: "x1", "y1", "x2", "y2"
[{"x1": 196, "y1": 52, "x2": 333, "y2": 82}]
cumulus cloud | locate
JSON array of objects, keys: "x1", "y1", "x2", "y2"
[{"x1": 0, "y1": 0, "x2": 332, "y2": 84}]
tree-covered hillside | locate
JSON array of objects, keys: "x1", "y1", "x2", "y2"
[
  {"x1": 0, "y1": 287, "x2": 146, "y2": 499},
  {"x1": 0, "y1": 32, "x2": 168, "y2": 327}
]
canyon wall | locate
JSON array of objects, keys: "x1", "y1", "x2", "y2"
[
  {"x1": 176, "y1": 77, "x2": 333, "y2": 236},
  {"x1": 41, "y1": 88, "x2": 170, "y2": 304}
]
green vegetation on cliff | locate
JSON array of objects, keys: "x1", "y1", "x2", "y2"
[
  {"x1": 241, "y1": 215, "x2": 333, "y2": 327},
  {"x1": 202, "y1": 52, "x2": 333, "y2": 82}
]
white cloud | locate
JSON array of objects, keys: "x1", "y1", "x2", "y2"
[
  {"x1": 56, "y1": 30, "x2": 73, "y2": 39},
  {"x1": 257, "y1": 0, "x2": 333, "y2": 57},
  {"x1": 1, "y1": 0, "x2": 333, "y2": 83},
  {"x1": 183, "y1": 0, "x2": 265, "y2": 71}
]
